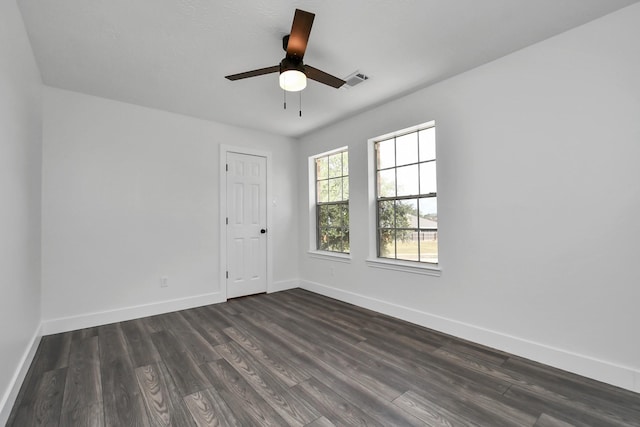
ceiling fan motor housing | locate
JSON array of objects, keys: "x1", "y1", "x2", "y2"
[{"x1": 280, "y1": 56, "x2": 305, "y2": 74}]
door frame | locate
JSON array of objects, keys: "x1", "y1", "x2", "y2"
[{"x1": 219, "y1": 144, "x2": 273, "y2": 300}]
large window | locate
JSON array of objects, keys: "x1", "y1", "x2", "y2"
[
  {"x1": 375, "y1": 124, "x2": 437, "y2": 264},
  {"x1": 315, "y1": 149, "x2": 349, "y2": 253}
]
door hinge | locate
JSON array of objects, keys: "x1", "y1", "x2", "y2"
[
  {"x1": 226, "y1": 271, "x2": 229, "y2": 279},
  {"x1": 226, "y1": 163, "x2": 228, "y2": 172}
]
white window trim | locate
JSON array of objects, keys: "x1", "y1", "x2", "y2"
[
  {"x1": 307, "y1": 250, "x2": 352, "y2": 263},
  {"x1": 308, "y1": 146, "x2": 350, "y2": 258},
  {"x1": 367, "y1": 120, "x2": 440, "y2": 275},
  {"x1": 365, "y1": 258, "x2": 441, "y2": 276}
]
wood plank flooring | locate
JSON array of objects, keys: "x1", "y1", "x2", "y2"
[{"x1": 7, "y1": 289, "x2": 640, "y2": 426}]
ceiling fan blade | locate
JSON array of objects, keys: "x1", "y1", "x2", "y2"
[
  {"x1": 286, "y1": 9, "x2": 315, "y2": 59},
  {"x1": 305, "y1": 66, "x2": 346, "y2": 88},
  {"x1": 225, "y1": 65, "x2": 279, "y2": 81}
]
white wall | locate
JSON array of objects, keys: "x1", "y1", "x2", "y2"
[
  {"x1": 42, "y1": 88, "x2": 299, "y2": 330},
  {"x1": 298, "y1": 4, "x2": 640, "y2": 392},
  {"x1": 0, "y1": 0, "x2": 43, "y2": 422}
]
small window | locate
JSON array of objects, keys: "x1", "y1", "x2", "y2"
[
  {"x1": 374, "y1": 124, "x2": 437, "y2": 264},
  {"x1": 314, "y1": 149, "x2": 349, "y2": 253}
]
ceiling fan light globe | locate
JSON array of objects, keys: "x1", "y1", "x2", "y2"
[{"x1": 279, "y1": 69, "x2": 307, "y2": 92}]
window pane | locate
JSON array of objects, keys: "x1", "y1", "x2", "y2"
[
  {"x1": 418, "y1": 197, "x2": 437, "y2": 228},
  {"x1": 318, "y1": 204, "x2": 343, "y2": 227},
  {"x1": 319, "y1": 228, "x2": 337, "y2": 251},
  {"x1": 396, "y1": 199, "x2": 417, "y2": 229},
  {"x1": 328, "y1": 178, "x2": 343, "y2": 202},
  {"x1": 372, "y1": 124, "x2": 437, "y2": 264},
  {"x1": 341, "y1": 203, "x2": 349, "y2": 227},
  {"x1": 328, "y1": 204, "x2": 342, "y2": 225},
  {"x1": 319, "y1": 227, "x2": 344, "y2": 252},
  {"x1": 419, "y1": 162, "x2": 437, "y2": 195},
  {"x1": 318, "y1": 205, "x2": 328, "y2": 227},
  {"x1": 396, "y1": 229, "x2": 420, "y2": 262},
  {"x1": 328, "y1": 153, "x2": 343, "y2": 178},
  {"x1": 376, "y1": 138, "x2": 395, "y2": 170},
  {"x1": 316, "y1": 156, "x2": 328, "y2": 179},
  {"x1": 318, "y1": 230, "x2": 330, "y2": 251},
  {"x1": 314, "y1": 148, "x2": 349, "y2": 253},
  {"x1": 419, "y1": 128, "x2": 436, "y2": 162},
  {"x1": 379, "y1": 229, "x2": 395, "y2": 258},
  {"x1": 342, "y1": 228, "x2": 350, "y2": 252},
  {"x1": 342, "y1": 151, "x2": 349, "y2": 175},
  {"x1": 377, "y1": 169, "x2": 395, "y2": 198},
  {"x1": 342, "y1": 177, "x2": 349, "y2": 201},
  {"x1": 318, "y1": 224, "x2": 349, "y2": 253},
  {"x1": 317, "y1": 180, "x2": 328, "y2": 203},
  {"x1": 396, "y1": 164, "x2": 419, "y2": 196},
  {"x1": 420, "y1": 231, "x2": 438, "y2": 263},
  {"x1": 378, "y1": 200, "x2": 396, "y2": 229},
  {"x1": 396, "y1": 132, "x2": 418, "y2": 166}
]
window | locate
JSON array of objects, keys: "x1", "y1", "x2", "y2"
[
  {"x1": 374, "y1": 123, "x2": 437, "y2": 264},
  {"x1": 314, "y1": 149, "x2": 349, "y2": 253}
]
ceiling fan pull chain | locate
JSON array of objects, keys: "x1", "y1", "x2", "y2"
[
  {"x1": 299, "y1": 91, "x2": 302, "y2": 117},
  {"x1": 283, "y1": 88, "x2": 287, "y2": 110}
]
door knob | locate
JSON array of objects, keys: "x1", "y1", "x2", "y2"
[{"x1": 260, "y1": 229, "x2": 267, "y2": 234}]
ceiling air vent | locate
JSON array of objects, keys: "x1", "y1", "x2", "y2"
[{"x1": 343, "y1": 71, "x2": 369, "y2": 88}]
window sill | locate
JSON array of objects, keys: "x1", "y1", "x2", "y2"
[
  {"x1": 365, "y1": 258, "x2": 441, "y2": 276},
  {"x1": 307, "y1": 250, "x2": 352, "y2": 263}
]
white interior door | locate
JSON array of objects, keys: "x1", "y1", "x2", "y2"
[{"x1": 226, "y1": 152, "x2": 267, "y2": 298}]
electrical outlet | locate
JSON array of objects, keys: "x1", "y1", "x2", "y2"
[{"x1": 160, "y1": 276, "x2": 169, "y2": 288}]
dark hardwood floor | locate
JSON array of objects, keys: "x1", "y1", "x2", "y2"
[{"x1": 7, "y1": 289, "x2": 640, "y2": 426}]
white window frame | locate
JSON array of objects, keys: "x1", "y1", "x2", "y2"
[
  {"x1": 308, "y1": 146, "x2": 351, "y2": 262},
  {"x1": 366, "y1": 121, "x2": 441, "y2": 276}
]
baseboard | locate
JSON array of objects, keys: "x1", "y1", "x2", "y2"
[
  {"x1": 269, "y1": 279, "x2": 300, "y2": 293},
  {"x1": 40, "y1": 281, "x2": 300, "y2": 335},
  {"x1": 42, "y1": 292, "x2": 225, "y2": 335},
  {"x1": 300, "y1": 279, "x2": 640, "y2": 394},
  {"x1": 0, "y1": 324, "x2": 42, "y2": 426}
]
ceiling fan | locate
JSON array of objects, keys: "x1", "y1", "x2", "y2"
[{"x1": 225, "y1": 9, "x2": 346, "y2": 92}]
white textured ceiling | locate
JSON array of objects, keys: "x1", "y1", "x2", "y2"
[{"x1": 17, "y1": 0, "x2": 639, "y2": 137}]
